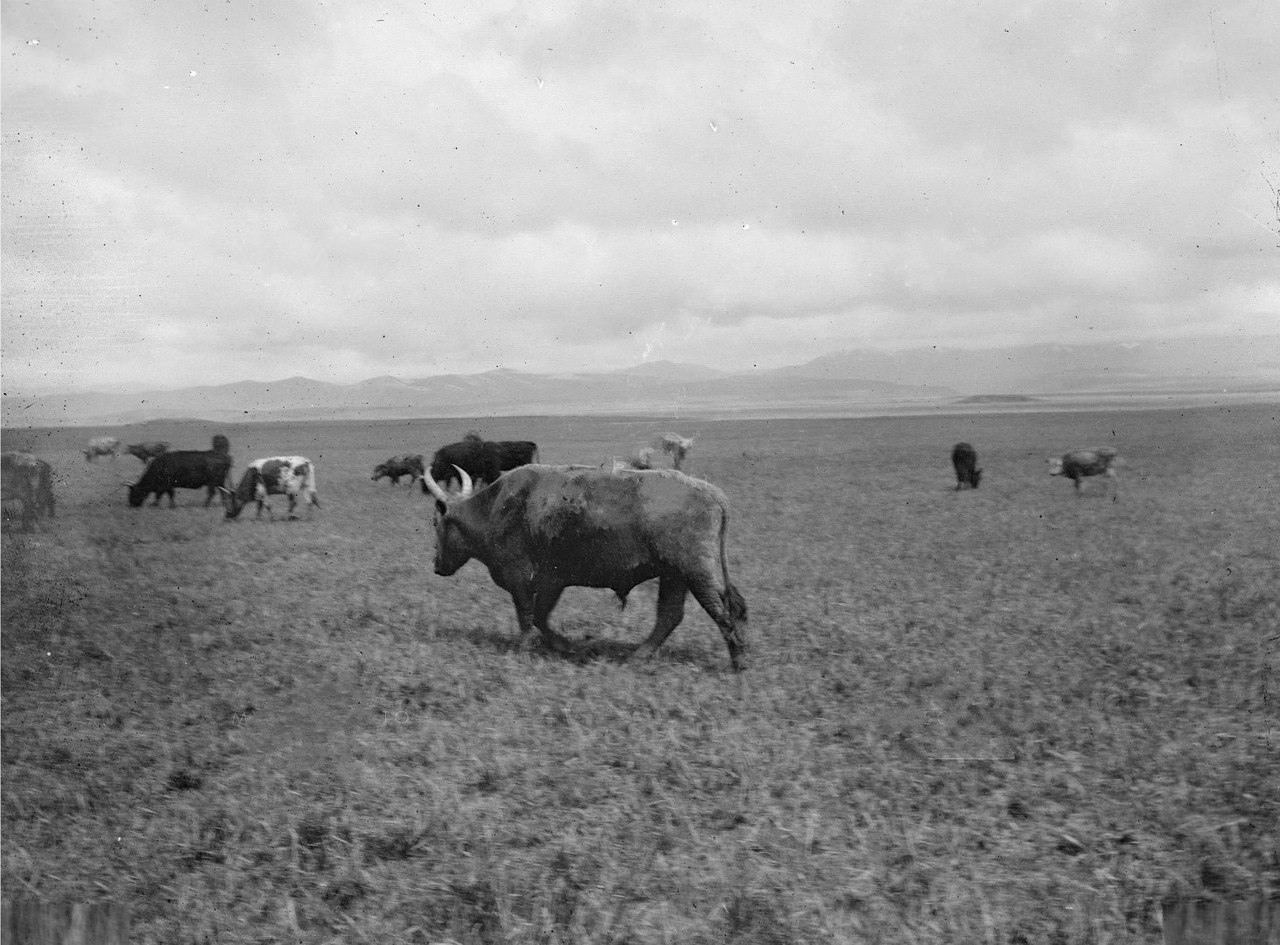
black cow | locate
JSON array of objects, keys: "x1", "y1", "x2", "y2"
[
  {"x1": 423, "y1": 438, "x2": 539, "y2": 492},
  {"x1": 2, "y1": 452, "x2": 55, "y2": 531},
  {"x1": 126, "y1": 450, "x2": 232, "y2": 508},
  {"x1": 372, "y1": 454, "x2": 425, "y2": 486},
  {"x1": 423, "y1": 464, "x2": 748, "y2": 670},
  {"x1": 1049, "y1": 447, "x2": 1120, "y2": 493},
  {"x1": 951, "y1": 442, "x2": 982, "y2": 490},
  {"x1": 126, "y1": 441, "x2": 170, "y2": 463}
]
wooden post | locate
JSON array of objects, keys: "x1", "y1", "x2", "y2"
[
  {"x1": 1, "y1": 901, "x2": 129, "y2": 945},
  {"x1": 1162, "y1": 900, "x2": 1279, "y2": 945}
]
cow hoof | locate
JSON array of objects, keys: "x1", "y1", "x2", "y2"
[{"x1": 628, "y1": 644, "x2": 656, "y2": 663}]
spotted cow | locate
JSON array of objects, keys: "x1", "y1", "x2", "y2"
[{"x1": 221, "y1": 456, "x2": 320, "y2": 520}]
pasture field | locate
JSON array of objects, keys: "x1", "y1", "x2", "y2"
[{"x1": 3, "y1": 405, "x2": 1278, "y2": 944}]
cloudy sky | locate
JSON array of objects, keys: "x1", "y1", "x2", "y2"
[{"x1": 3, "y1": 0, "x2": 1277, "y2": 392}]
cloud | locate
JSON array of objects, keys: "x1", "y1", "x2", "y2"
[{"x1": 3, "y1": 0, "x2": 1278, "y2": 392}]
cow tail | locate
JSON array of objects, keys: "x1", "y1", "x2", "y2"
[{"x1": 718, "y1": 505, "x2": 747, "y2": 625}]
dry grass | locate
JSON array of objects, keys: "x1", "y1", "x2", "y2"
[{"x1": 3, "y1": 406, "x2": 1278, "y2": 943}]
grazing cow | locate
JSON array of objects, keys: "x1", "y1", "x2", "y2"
[
  {"x1": 221, "y1": 456, "x2": 320, "y2": 520},
  {"x1": 83, "y1": 436, "x2": 121, "y2": 462},
  {"x1": 424, "y1": 438, "x2": 540, "y2": 491},
  {"x1": 1049, "y1": 447, "x2": 1120, "y2": 492},
  {"x1": 951, "y1": 442, "x2": 982, "y2": 490},
  {"x1": 126, "y1": 441, "x2": 170, "y2": 463},
  {"x1": 126, "y1": 450, "x2": 232, "y2": 508},
  {"x1": 2, "y1": 452, "x2": 55, "y2": 531},
  {"x1": 372, "y1": 454, "x2": 425, "y2": 486},
  {"x1": 613, "y1": 447, "x2": 656, "y2": 472},
  {"x1": 655, "y1": 433, "x2": 694, "y2": 471},
  {"x1": 423, "y1": 464, "x2": 749, "y2": 670},
  {"x1": 211, "y1": 434, "x2": 231, "y2": 455}
]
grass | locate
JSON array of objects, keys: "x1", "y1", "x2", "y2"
[{"x1": 3, "y1": 405, "x2": 1278, "y2": 943}]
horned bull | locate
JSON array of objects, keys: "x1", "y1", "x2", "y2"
[{"x1": 423, "y1": 464, "x2": 749, "y2": 670}]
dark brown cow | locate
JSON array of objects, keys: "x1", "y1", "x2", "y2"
[
  {"x1": 2, "y1": 452, "x2": 55, "y2": 530},
  {"x1": 951, "y1": 442, "x2": 982, "y2": 490},
  {"x1": 423, "y1": 464, "x2": 748, "y2": 670},
  {"x1": 372, "y1": 454, "x2": 425, "y2": 486},
  {"x1": 125, "y1": 441, "x2": 170, "y2": 463},
  {"x1": 1049, "y1": 447, "x2": 1120, "y2": 492}
]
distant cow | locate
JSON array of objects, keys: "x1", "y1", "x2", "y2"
[
  {"x1": 83, "y1": 437, "x2": 121, "y2": 462},
  {"x1": 211, "y1": 434, "x2": 231, "y2": 455},
  {"x1": 624, "y1": 447, "x2": 656, "y2": 470},
  {"x1": 2, "y1": 452, "x2": 55, "y2": 530},
  {"x1": 951, "y1": 442, "x2": 982, "y2": 490},
  {"x1": 1049, "y1": 447, "x2": 1120, "y2": 492},
  {"x1": 423, "y1": 464, "x2": 748, "y2": 670},
  {"x1": 372, "y1": 454, "x2": 425, "y2": 486},
  {"x1": 126, "y1": 450, "x2": 232, "y2": 508},
  {"x1": 655, "y1": 433, "x2": 694, "y2": 471},
  {"x1": 125, "y1": 441, "x2": 170, "y2": 463},
  {"x1": 222, "y1": 456, "x2": 320, "y2": 520},
  {"x1": 424, "y1": 438, "x2": 539, "y2": 491}
]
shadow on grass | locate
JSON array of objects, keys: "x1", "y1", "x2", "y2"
[{"x1": 431, "y1": 620, "x2": 710, "y2": 670}]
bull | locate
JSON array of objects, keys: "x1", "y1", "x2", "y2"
[
  {"x1": 221, "y1": 456, "x2": 320, "y2": 520},
  {"x1": 951, "y1": 442, "x2": 982, "y2": 490},
  {"x1": 655, "y1": 433, "x2": 694, "y2": 471},
  {"x1": 372, "y1": 454, "x2": 425, "y2": 486},
  {"x1": 125, "y1": 441, "x2": 170, "y2": 463},
  {"x1": 422, "y1": 464, "x2": 749, "y2": 671},
  {"x1": 84, "y1": 436, "x2": 121, "y2": 462},
  {"x1": 424, "y1": 438, "x2": 539, "y2": 491},
  {"x1": 126, "y1": 450, "x2": 232, "y2": 508},
  {"x1": 1049, "y1": 447, "x2": 1120, "y2": 492},
  {"x1": 2, "y1": 452, "x2": 55, "y2": 531}
]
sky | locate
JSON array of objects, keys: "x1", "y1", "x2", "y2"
[{"x1": 3, "y1": 0, "x2": 1277, "y2": 393}]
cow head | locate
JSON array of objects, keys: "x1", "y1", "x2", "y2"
[
  {"x1": 1048, "y1": 458, "x2": 1065, "y2": 476},
  {"x1": 969, "y1": 468, "x2": 983, "y2": 488},
  {"x1": 421, "y1": 465, "x2": 475, "y2": 575},
  {"x1": 126, "y1": 481, "x2": 148, "y2": 507},
  {"x1": 219, "y1": 487, "x2": 247, "y2": 519}
]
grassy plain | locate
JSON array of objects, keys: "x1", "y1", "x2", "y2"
[{"x1": 3, "y1": 405, "x2": 1278, "y2": 943}]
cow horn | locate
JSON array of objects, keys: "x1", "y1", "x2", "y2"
[
  {"x1": 422, "y1": 475, "x2": 452, "y2": 503},
  {"x1": 454, "y1": 465, "x2": 473, "y2": 497}
]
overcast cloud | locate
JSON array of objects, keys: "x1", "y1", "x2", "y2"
[{"x1": 3, "y1": 0, "x2": 1277, "y2": 392}]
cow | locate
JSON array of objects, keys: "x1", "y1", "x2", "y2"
[
  {"x1": 83, "y1": 436, "x2": 121, "y2": 462},
  {"x1": 125, "y1": 441, "x2": 170, "y2": 463},
  {"x1": 422, "y1": 464, "x2": 749, "y2": 671},
  {"x1": 211, "y1": 434, "x2": 231, "y2": 455},
  {"x1": 951, "y1": 442, "x2": 982, "y2": 490},
  {"x1": 372, "y1": 454, "x2": 425, "y2": 486},
  {"x1": 126, "y1": 450, "x2": 232, "y2": 508},
  {"x1": 655, "y1": 433, "x2": 694, "y2": 471},
  {"x1": 221, "y1": 456, "x2": 320, "y2": 520},
  {"x1": 2, "y1": 452, "x2": 55, "y2": 531},
  {"x1": 626, "y1": 447, "x2": 656, "y2": 470},
  {"x1": 1049, "y1": 447, "x2": 1120, "y2": 492},
  {"x1": 423, "y1": 438, "x2": 540, "y2": 492}
]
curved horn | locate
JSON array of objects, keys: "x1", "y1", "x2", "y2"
[
  {"x1": 422, "y1": 474, "x2": 452, "y2": 503},
  {"x1": 454, "y1": 465, "x2": 473, "y2": 497}
]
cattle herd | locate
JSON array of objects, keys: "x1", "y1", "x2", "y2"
[{"x1": 2, "y1": 427, "x2": 1123, "y2": 668}]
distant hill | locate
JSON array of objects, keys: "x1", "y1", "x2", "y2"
[{"x1": 5, "y1": 337, "x2": 1278, "y2": 427}]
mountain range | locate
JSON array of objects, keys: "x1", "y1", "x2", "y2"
[{"x1": 4, "y1": 337, "x2": 1278, "y2": 426}]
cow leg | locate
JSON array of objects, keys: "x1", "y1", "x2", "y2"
[
  {"x1": 287, "y1": 495, "x2": 298, "y2": 519},
  {"x1": 532, "y1": 583, "x2": 574, "y2": 653},
  {"x1": 204, "y1": 486, "x2": 216, "y2": 507},
  {"x1": 687, "y1": 578, "x2": 749, "y2": 672},
  {"x1": 510, "y1": 589, "x2": 541, "y2": 650},
  {"x1": 168, "y1": 490, "x2": 177, "y2": 508},
  {"x1": 630, "y1": 574, "x2": 688, "y2": 663}
]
